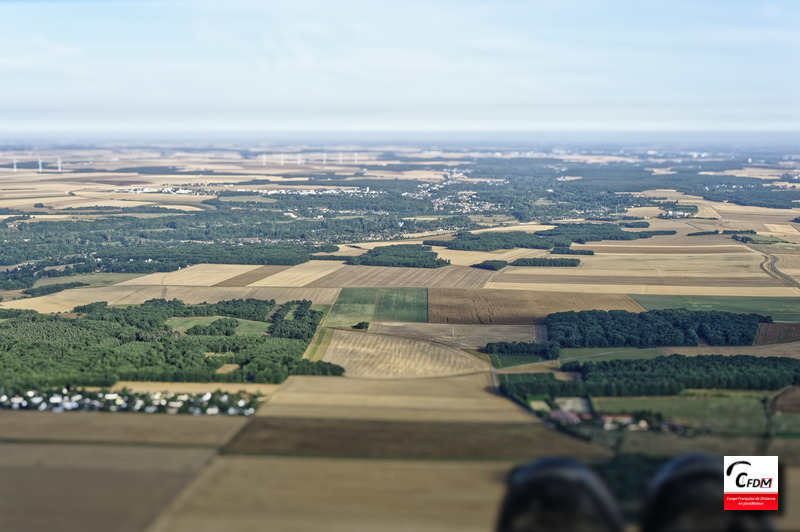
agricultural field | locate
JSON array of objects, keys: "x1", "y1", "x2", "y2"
[
  {"x1": 0, "y1": 410, "x2": 248, "y2": 447},
  {"x1": 247, "y1": 261, "x2": 348, "y2": 287},
  {"x1": 116, "y1": 264, "x2": 267, "y2": 287},
  {"x1": 485, "y1": 252, "x2": 783, "y2": 295},
  {"x1": 324, "y1": 287, "x2": 427, "y2": 327},
  {"x1": 755, "y1": 323, "x2": 800, "y2": 345},
  {"x1": 32, "y1": 272, "x2": 147, "y2": 288},
  {"x1": 224, "y1": 417, "x2": 609, "y2": 461},
  {"x1": 620, "y1": 432, "x2": 764, "y2": 458},
  {"x1": 0, "y1": 285, "x2": 341, "y2": 313},
  {"x1": 773, "y1": 414, "x2": 800, "y2": 437},
  {"x1": 321, "y1": 329, "x2": 488, "y2": 378},
  {"x1": 165, "y1": 316, "x2": 270, "y2": 335},
  {"x1": 771, "y1": 387, "x2": 800, "y2": 415},
  {"x1": 594, "y1": 393, "x2": 769, "y2": 435},
  {"x1": 367, "y1": 322, "x2": 543, "y2": 351},
  {"x1": 776, "y1": 253, "x2": 800, "y2": 283},
  {"x1": 307, "y1": 264, "x2": 494, "y2": 288},
  {"x1": 255, "y1": 373, "x2": 534, "y2": 423},
  {"x1": 428, "y1": 288, "x2": 644, "y2": 324},
  {"x1": 665, "y1": 342, "x2": 800, "y2": 358},
  {"x1": 212, "y1": 265, "x2": 292, "y2": 286},
  {"x1": 631, "y1": 294, "x2": 800, "y2": 322},
  {"x1": 145, "y1": 455, "x2": 516, "y2": 532},
  {"x1": 304, "y1": 327, "x2": 334, "y2": 361},
  {"x1": 0, "y1": 443, "x2": 215, "y2": 532}
]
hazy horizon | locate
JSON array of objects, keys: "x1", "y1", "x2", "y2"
[{"x1": 2, "y1": 0, "x2": 798, "y2": 136}]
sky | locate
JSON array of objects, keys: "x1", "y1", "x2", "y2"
[{"x1": 1, "y1": 0, "x2": 798, "y2": 137}]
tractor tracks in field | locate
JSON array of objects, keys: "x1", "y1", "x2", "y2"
[{"x1": 748, "y1": 244, "x2": 800, "y2": 290}]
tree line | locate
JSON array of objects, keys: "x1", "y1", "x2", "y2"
[
  {"x1": 347, "y1": 244, "x2": 450, "y2": 268},
  {"x1": 500, "y1": 354, "x2": 800, "y2": 401},
  {"x1": 545, "y1": 309, "x2": 768, "y2": 348},
  {"x1": 511, "y1": 258, "x2": 581, "y2": 267}
]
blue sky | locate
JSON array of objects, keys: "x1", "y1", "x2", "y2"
[{"x1": 1, "y1": 0, "x2": 798, "y2": 135}]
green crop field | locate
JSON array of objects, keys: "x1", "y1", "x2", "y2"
[
  {"x1": 325, "y1": 287, "x2": 427, "y2": 327},
  {"x1": 166, "y1": 316, "x2": 270, "y2": 335},
  {"x1": 374, "y1": 288, "x2": 427, "y2": 322},
  {"x1": 630, "y1": 294, "x2": 800, "y2": 322},
  {"x1": 595, "y1": 393, "x2": 769, "y2": 436},
  {"x1": 774, "y1": 413, "x2": 800, "y2": 437}
]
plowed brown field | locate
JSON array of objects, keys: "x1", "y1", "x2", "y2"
[{"x1": 428, "y1": 288, "x2": 644, "y2": 324}]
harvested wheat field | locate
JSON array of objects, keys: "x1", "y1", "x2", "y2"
[
  {"x1": 308, "y1": 264, "x2": 494, "y2": 288},
  {"x1": 145, "y1": 455, "x2": 517, "y2": 532},
  {"x1": 247, "y1": 260, "x2": 347, "y2": 287},
  {"x1": 428, "y1": 288, "x2": 644, "y2": 324},
  {"x1": 0, "y1": 443, "x2": 215, "y2": 532},
  {"x1": 776, "y1": 253, "x2": 800, "y2": 282},
  {"x1": 368, "y1": 321, "x2": 544, "y2": 350},
  {"x1": 322, "y1": 329, "x2": 488, "y2": 378},
  {"x1": 484, "y1": 281, "x2": 797, "y2": 297},
  {"x1": 487, "y1": 251, "x2": 782, "y2": 291},
  {"x1": 212, "y1": 265, "x2": 292, "y2": 286},
  {"x1": 256, "y1": 373, "x2": 533, "y2": 423},
  {"x1": 662, "y1": 341, "x2": 800, "y2": 358},
  {"x1": 576, "y1": 243, "x2": 748, "y2": 254},
  {"x1": 0, "y1": 285, "x2": 341, "y2": 313},
  {"x1": 116, "y1": 264, "x2": 266, "y2": 287},
  {"x1": 0, "y1": 285, "x2": 144, "y2": 313},
  {"x1": 0, "y1": 411, "x2": 248, "y2": 447}
]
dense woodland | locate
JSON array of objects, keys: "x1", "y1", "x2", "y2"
[
  {"x1": 0, "y1": 298, "x2": 341, "y2": 389},
  {"x1": 346, "y1": 244, "x2": 450, "y2": 268},
  {"x1": 484, "y1": 341, "x2": 561, "y2": 361},
  {"x1": 545, "y1": 309, "x2": 768, "y2": 348}
]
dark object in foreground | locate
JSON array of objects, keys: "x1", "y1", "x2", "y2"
[
  {"x1": 497, "y1": 454, "x2": 775, "y2": 532},
  {"x1": 497, "y1": 456, "x2": 625, "y2": 532}
]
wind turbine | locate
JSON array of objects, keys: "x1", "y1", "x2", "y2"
[
  {"x1": 38, "y1": 158, "x2": 43, "y2": 173},
  {"x1": 322, "y1": 152, "x2": 327, "y2": 166},
  {"x1": 13, "y1": 159, "x2": 17, "y2": 172},
  {"x1": 280, "y1": 153, "x2": 285, "y2": 166},
  {"x1": 57, "y1": 157, "x2": 62, "y2": 173}
]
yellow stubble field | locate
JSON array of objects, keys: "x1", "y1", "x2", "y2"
[
  {"x1": 255, "y1": 373, "x2": 537, "y2": 423},
  {"x1": 321, "y1": 329, "x2": 489, "y2": 379}
]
